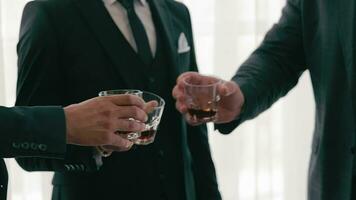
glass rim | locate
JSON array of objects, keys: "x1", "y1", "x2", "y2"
[
  {"x1": 98, "y1": 89, "x2": 142, "y2": 96},
  {"x1": 141, "y1": 91, "x2": 165, "y2": 108},
  {"x1": 183, "y1": 76, "x2": 222, "y2": 88}
]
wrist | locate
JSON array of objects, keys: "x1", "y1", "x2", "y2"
[
  {"x1": 63, "y1": 105, "x2": 76, "y2": 144},
  {"x1": 95, "y1": 146, "x2": 113, "y2": 157}
]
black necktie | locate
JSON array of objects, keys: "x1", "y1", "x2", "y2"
[{"x1": 119, "y1": 0, "x2": 153, "y2": 65}]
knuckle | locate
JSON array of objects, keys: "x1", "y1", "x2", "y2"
[
  {"x1": 175, "y1": 102, "x2": 180, "y2": 110},
  {"x1": 134, "y1": 107, "x2": 142, "y2": 118},
  {"x1": 100, "y1": 105, "x2": 111, "y2": 115},
  {"x1": 127, "y1": 120, "x2": 137, "y2": 130},
  {"x1": 126, "y1": 95, "x2": 136, "y2": 104},
  {"x1": 100, "y1": 132, "x2": 112, "y2": 144},
  {"x1": 103, "y1": 107, "x2": 115, "y2": 119},
  {"x1": 101, "y1": 120, "x2": 111, "y2": 130},
  {"x1": 99, "y1": 97, "x2": 110, "y2": 106},
  {"x1": 101, "y1": 118, "x2": 116, "y2": 131},
  {"x1": 172, "y1": 87, "x2": 177, "y2": 97}
]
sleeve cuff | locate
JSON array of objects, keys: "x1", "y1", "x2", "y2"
[
  {"x1": 214, "y1": 76, "x2": 257, "y2": 134},
  {"x1": 28, "y1": 106, "x2": 67, "y2": 158}
]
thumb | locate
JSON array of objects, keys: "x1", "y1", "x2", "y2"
[
  {"x1": 110, "y1": 134, "x2": 133, "y2": 149},
  {"x1": 144, "y1": 100, "x2": 159, "y2": 113},
  {"x1": 218, "y1": 81, "x2": 237, "y2": 97}
]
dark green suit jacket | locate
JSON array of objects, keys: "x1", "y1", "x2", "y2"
[
  {"x1": 217, "y1": 0, "x2": 356, "y2": 199},
  {"x1": 0, "y1": 106, "x2": 66, "y2": 200},
  {"x1": 15, "y1": 0, "x2": 221, "y2": 200}
]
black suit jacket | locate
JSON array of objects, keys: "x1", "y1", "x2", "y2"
[
  {"x1": 16, "y1": 0, "x2": 221, "y2": 200},
  {"x1": 0, "y1": 106, "x2": 66, "y2": 200},
  {"x1": 217, "y1": 0, "x2": 356, "y2": 199}
]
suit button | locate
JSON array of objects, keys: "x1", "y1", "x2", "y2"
[
  {"x1": 149, "y1": 77, "x2": 155, "y2": 83},
  {"x1": 0, "y1": 184, "x2": 3, "y2": 188},
  {"x1": 158, "y1": 150, "x2": 164, "y2": 157},
  {"x1": 30, "y1": 143, "x2": 38, "y2": 150},
  {"x1": 39, "y1": 144, "x2": 47, "y2": 151},
  {"x1": 12, "y1": 143, "x2": 20, "y2": 149},
  {"x1": 21, "y1": 142, "x2": 30, "y2": 150},
  {"x1": 351, "y1": 147, "x2": 355, "y2": 154}
]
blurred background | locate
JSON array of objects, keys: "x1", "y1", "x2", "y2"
[{"x1": 0, "y1": 0, "x2": 314, "y2": 199}]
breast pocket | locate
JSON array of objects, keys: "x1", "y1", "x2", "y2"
[{"x1": 178, "y1": 51, "x2": 191, "y2": 73}]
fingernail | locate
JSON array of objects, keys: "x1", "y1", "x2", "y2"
[
  {"x1": 141, "y1": 114, "x2": 148, "y2": 122},
  {"x1": 141, "y1": 122, "x2": 146, "y2": 130},
  {"x1": 126, "y1": 141, "x2": 134, "y2": 149}
]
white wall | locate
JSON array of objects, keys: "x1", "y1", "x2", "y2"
[{"x1": 0, "y1": 0, "x2": 5, "y2": 105}]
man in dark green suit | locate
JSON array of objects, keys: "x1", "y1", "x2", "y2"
[
  {"x1": 173, "y1": 0, "x2": 356, "y2": 199},
  {"x1": 15, "y1": 0, "x2": 221, "y2": 199},
  {"x1": 0, "y1": 95, "x2": 150, "y2": 199}
]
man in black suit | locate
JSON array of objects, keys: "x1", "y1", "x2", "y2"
[
  {"x1": 0, "y1": 94, "x2": 150, "y2": 200},
  {"x1": 16, "y1": 0, "x2": 221, "y2": 199},
  {"x1": 174, "y1": 0, "x2": 356, "y2": 199}
]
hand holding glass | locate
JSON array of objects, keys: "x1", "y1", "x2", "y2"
[
  {"x1": 183, "y1": 76, "x2": 221, "y2": 123},
  {"x1": 98, "y1": 90, "x2": 165, "y2": 145},
  {"x1": 99, "y1": 89, "x2": 143, "y2": 140},
  {"x1": 134, "y1": 91, "x2": 165, "y2": 145}
]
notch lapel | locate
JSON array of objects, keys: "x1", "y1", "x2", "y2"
[
  {"x1": 72, "y1": 0, "x2": 147, "y2": 89},
  {"x1": 338, "y1": 0, "x2": 356, "y2": 138},
  {"x1": 149, "y1": 2, "x2": 196, "y2": 199},
  {"x1": 338, "y1": 0, "x2": 356, "y2": 88},
  {"x1": 150, "y1": 0, "x2": 180, "y2": 80}
]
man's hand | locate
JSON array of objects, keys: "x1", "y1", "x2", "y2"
[
  {"x1": 100, "y1": 100, "x2": 158, "y2": 152},
  {"x1": 172, "y1": 72, "x2": 245, "y2": 125},
  {"x1": 64, "y1": 95, "x2": 148, "y2": 151}
]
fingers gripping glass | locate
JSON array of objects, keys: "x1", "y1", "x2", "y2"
[
  {"x1": 134, "y1": 91, "x2": 165, "y2": 145},
  {"x1": 98, "y1": 90, "x2": 165, "y2": 145},
  {"x1": 183, "y1": 77, "x2": 221, "y2": 123},
  {"x1": 98, "y1": 89, "x2": 143, "y2": 140}
]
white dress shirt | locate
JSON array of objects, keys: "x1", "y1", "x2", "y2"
[{"x1": 102, "y1": 0, "x2": 157, "y2": 56}]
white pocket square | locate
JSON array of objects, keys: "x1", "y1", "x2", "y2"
[{"x1": 177, "y1": 33, "x2": 191, "y2": 54}]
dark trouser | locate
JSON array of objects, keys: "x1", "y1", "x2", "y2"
[
  {"x1": 352, "y1": 176, "x2": 356, "y2": 199},
  {"x1": 52, "y1": 185, "x2": 169, "y2": 200}
]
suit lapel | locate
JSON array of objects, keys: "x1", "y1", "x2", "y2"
[
  {"x1": 150, "y1": 0, "x2": 180, "y2": 79},
  {"x1": 338, "y1": 0, "x2": 356, "y2": 138},
  {"x1": 72, "y1": 0, "x2": 147, "y2": 89},
  {"x1": 338, "y1": 0, "x2": 356, "y2": 88},
  {"x1": 149, "y1": 2, "x2": 195, "y2": 199}
]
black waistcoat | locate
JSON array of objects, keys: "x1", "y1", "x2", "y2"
[{"x1": 98, "y1": 22, "x2": 186, "y2": 200}]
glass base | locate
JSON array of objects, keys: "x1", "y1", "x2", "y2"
[
  {"x1": 133, "y1": 130, "x2": 156, "y2": 145},
  {"x1": 118, "y1": 132, "x2": 140, "y2": 140},
  {"x1": 134, "y1": 138, "x2": 155, "y2": 145}
]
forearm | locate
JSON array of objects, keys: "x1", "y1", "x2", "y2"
[
  {"x1": 235, "y1": 53, "x2": 303, "y2": 123},
  {"x1": 14, "y1": 2, "x2": 99, "y2": 172},
  {"x1": 16, "y1": 145, "x2": 100, "y2": 172}
]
